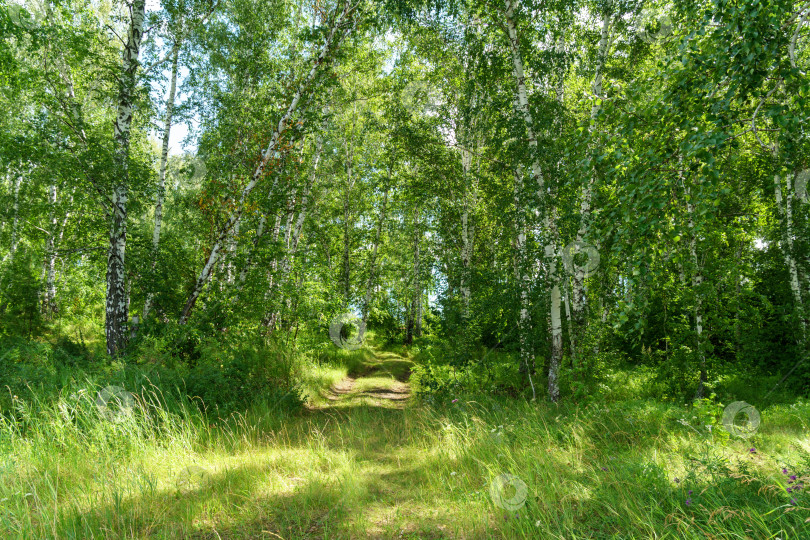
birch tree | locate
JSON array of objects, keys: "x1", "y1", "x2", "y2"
[
  {"x1": 105, "y1": 0, "x2": 146, "y2": 356},
  {"x1": 178, "y1": 0, "x2": 361, "y2": 324}
]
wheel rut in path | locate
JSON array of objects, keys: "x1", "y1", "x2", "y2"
[{"x1": 313, "y1": 350, "x2": 413, "y2": 410}]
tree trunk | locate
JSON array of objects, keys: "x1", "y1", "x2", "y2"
[
  {"x1": 503, "y1": 0, "x2": 543, "y2": 189},
  {"x1": 42, "y1": 184, "x2": 59, "y2": 315},
  {"x1": 460, "y1": 142, "x2": 474, "y2": 320},
  {"x1": 3, "y1": 173, "x2": 22, "y2": 266},
  {"x1": 106, "y1": 0, "x2": 145, "y2": 356},
  {"x1": 680, "y1": 158, "x2": 706, "y2": 399},
  {"x1": 362, "y1": 177, "x2": 389, "y2": 324},
  {"x1": 570, "y1": 12, "x2": 612, "y2": 349},
  {"x1": 413, "y1": 207, "x2": 422, "y2": 338},
  {"x1": 547, "y1": 206, "x2": 563, "y2": 402},
  {"x1": 775, "y1": 170, "x2": 806, "y2": 339},
  {"x1": 143, "y1": 42, "x2": 181, "y2": 320},
  {"x1": 513, "y1": 169, "x2": 536, "y2": 400},
  {"x1": 341, "y1": 139, "x2": 354, "y2": 311},
  {"x1": 179, "y1": 2, "x2": 356, "y2": 324}
]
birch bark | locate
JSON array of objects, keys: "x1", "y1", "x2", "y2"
[
  {"x1": 106, "y1": 0, "x2": 145, "y2": 356},
  {"x1": 775, "y1": 170, "x2": 806, "y2": 339},
  {"x1": 143, "y1": 41, "x2": 180, "y2": 320},
  {"x1": 0, "y1": 173, "x2": 23, "y2": 293},
  {"x1": 679, "y1": 156, "x2": 707, "y2": 398},
  {"x1": 179, "y1": 1, "x2": 357, "y2": 323},
  {"x1": 362, "y1": 175, "x2": 389, "y2": 325},
  {"x1": 571, "y1": 12, "x2": 612, "y2": 329}
]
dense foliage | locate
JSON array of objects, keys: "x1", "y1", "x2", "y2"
[{"x1": 1, "y1": 0, "x2": 809, "y2": 413}]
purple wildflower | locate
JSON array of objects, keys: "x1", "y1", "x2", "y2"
[
  {"x1": 790, "y1": 475, "x2": 797, "y2": 481},
  {"x1": 601, "y1": 467, "x2": 608, "y2": 471},
  {"x1": 688, "y1": 490, "x2": 693, "y2": 495},
  {"x1": 782, "y1": 468, "x2": 789, "y2": 474},
  {"x1": 749, "y1": 447, "x2": 756, "y2": 454},
  {"x1": 674, "y1": 477, "x2": 680, "y2": 484},
  {"x1": 791, "y1": 498, "x2": 797, "y2": 506},
  {"x1": 685, "y1": 498, "x2": 692, "y2": 506},
  {"x1": 452, "y1": 399, "x2": 458, "y2": 403},
  {"x1": 787, "y1": 487, "x2": 792, "y2": 493}
]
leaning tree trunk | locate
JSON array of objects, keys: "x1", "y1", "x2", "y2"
[
  {"x1": 179, "y1": 1, "x2": 357, "y2": 324},
  {"x1": 106, "y1": 0, "x2": 145, "y2": 356}
]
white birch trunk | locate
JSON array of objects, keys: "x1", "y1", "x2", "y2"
[
  {"x1": 460, "y1": 143, "x2": 474, "y2": 320},
  {"x1": 679, "y1": 157, "x2": 706, "y2": 398},
  {"x1": 43, "y1": 184, "x2": 58, "y2": 314},
  {"x1": 179, "y1": 2, "x2": 357, "y2": 324},
  {"x1": 571, "y1": 12, "x2": 611, "y2": 320},
  {"x1": 143, "y1": 42, "x2": 180, "y2": 320},
  {"x1": 414, "y1": 210, "x2": 422, "y2": 338},
  {"x1": 547, "y1": 207, "x2": 563, "y2": 402},
  {"x1": 341, "y1": 139, "x2": 354, "y2": 311},
  {"x1": 5, "y1": 174, "x2": 22, "y2": 263},
  {"x1": 106, "y1": 0, "x2": 145, "y2": 355},
  {"x1": 362, "y1": 176, "x2": 388, "y2": 324},
  {"x1": 504, "y1": 0, "x2": 543, "y2": 190},
  {"x1": 513, "y1": 169, "x2": 536, "y2": 400},
  {"x1": 775, "y1": 171, "x2": 806, "y2": 338}
]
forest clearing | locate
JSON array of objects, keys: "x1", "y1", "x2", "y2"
[{"x1": 2, "y1": 0, "x2": 810, "y2": 537}]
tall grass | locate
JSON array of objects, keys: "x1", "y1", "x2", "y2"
[{"x1": 1, "y1": 349, "x2": 809, "y2": 538}]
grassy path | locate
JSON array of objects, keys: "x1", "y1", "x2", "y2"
[
  {"x1": 9, "y1": 347, "x2": 808, "y2": 538},
  {"x1": 179, "y1": 348, "x2": 482, "y2": 539},
  {"x1": 310, "y1": 350, "x2": 413, "y2": 410}
]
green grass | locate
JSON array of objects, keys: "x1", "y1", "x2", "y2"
[{"x1": 1, "y1": 346, "x2": 810, "y2": 538}]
